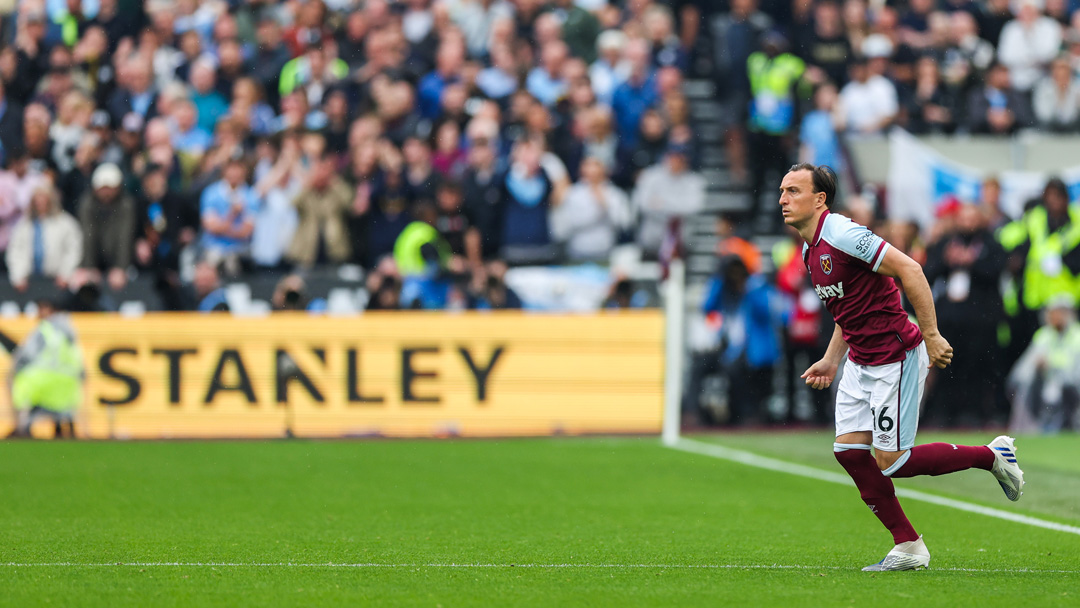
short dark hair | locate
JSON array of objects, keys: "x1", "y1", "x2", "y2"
[{"x1": 788, "y1": 163, "x2": 837, "y2": 208}]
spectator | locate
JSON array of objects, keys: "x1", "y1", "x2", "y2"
[
  {"x1": 773, "y1": 230, "x2": 832, "y2": 424},
  {"x1": 709, "y1": 0, "x2": 773, "y2": 180},
  {"x1": 403, "y1": 133, "x2": 440, "y2": 209},
  {"x1": 1007, "y1": 295, "x2": 1080, "y2": 433},
  {"x1": 271, "y1": 274, "x2": 325, "y2": 313},
  {"x1": 580, "y1": 105, "x2": 619, "y2": 173},
  {"x1": 499, "y1": 137, "x2": 562, "y2": 265},
  {"x1": 897, "y1": 0, "x2": 937, "y2": 51},
  {"x1": 837, "y1": 56, "x2": 898, "y2": 135},
  {"x1": 93, "y1": 0, "x2": 137, "y2": 56},
  {"x1": 841, "y1": 0, "x2": 871, "y2": 61},
  {"x1": 287, "y1": 151, "x2": 355, "y2": 268},
  {"x1": 589, "y1": 29, "x2": 630, "y2": 107},
  {"x1": 923, "y1": 201, "x2": 1008, "y2": 426},
  {"x1": 548, "y1": 0, "x2": 601, "y2": 63},
  {"x1": 0, "y1": 80, "x2": 26, "y2": 155},
  {"x1": 431, "y1": 120, "x2": 467, "y2": 179},
  {"x1": 715, "y1": 213, "x2": 762, "y2": 275},
  {"x1": 614, "y1": 107, "x2": 668, "y2": 189},
  {"x1": 432, "y1": 179, "x2": 476, "y2": 264},
  {"x1": 134, "y1": 164, "x2": 198, "y2": 310},
  {"x1": 367, "y1": 275, "x2": 404, "y2": 311},
  {"x1": 941, "y1": 11, "x2": 995, "y2": 98},
  {"x1": 1032, "y1": 56, "x2": 1080, "y2": 133},
  {"x1": 902, "y1": 55, "x2": 958, "y2": 134},
  {"x1": 188, "y1": 260, "x2": 229, "y2": 312},
  {"x1": 611, "y1": 38, "x2": 658, "y2": 147},
  {"x1": 418, "y1": 38, "x2": 465, "y2": 119},
  {"x1": 278, "y1": 41, "x2": 349, "y2": 105},
  {"x1": 214, "y1": 39, "x2": 246, "y2": 100},
  {"x1": 169, "y1": 98, "x2": 213, "y2": 160},
  {"x1": 48, "y1": 90, "x2": 91, "y2": 175},
  {"x1": 6, "y1": 182, "x2": 82, "y2": 290},
  {"x1": 467, "y1": 259, "x2": 523, "y2": 309},
  {"x1": 799, "y1": 83, "x2": 844, "y2": 172},
  {"x1": 644, "y1": 3, "x2": 688, "y2": 71},
  {"x1": 476, "y1": 43, "x2": 520, "y2": 102},
  {"x1": 965, "y1": 62, "x2": 1033, "y2": 134},
  {"x1": 199, "y1": 154, "x2": 258, "y2": 275},
  {"x1": 999, "y1": 178, "x2": 1080, "y2": 367},
  {"x1": 0, "y1": 149, "x2": 45, "y2": 255},
  {"x1": 527, "y1": 40, "x2": 570, "y2": 107},
  {"x1": 997, "y1": 0, "x2": 1062, "y2": 93},
  {"x1": 359, "y1": 142, "x2": 412, "y2": 268},
  {"x1": 602, "y1": 275, "x2": 652, "y2": 309},
  {"x1": 632, "y1": 141, "x2": 705, "y2": 258},
  {"x1": 551, "y1": 156, "x2": 632, "y2": 263},
  {"x1": 250, "y1": 17, "x2": 292, "y2": 106},
  {"x1": 283, "y1": 0, "x2": 331, "y2": 57},
  {"x1": 251, "y1": 138, "x2": 302, "y2": 272},
  {"x1": 188, "y1": 58, "x2": 228, "y2": 134},
  {"x1": 78, "y1": 163, "x2": 135, "y2": 292},
  {"x1": 106, "y1": 57, "x2": 157, "y2": 125},
  {"x1": 796, "y1": 0, "x2": 852, "y2": 87},
  {"x1": 745, "y1": 31, "x2": 806, "y2": 233},
  {"x1": 395, "y1": 202, "x2": 454, "y2": 278},
  {"x1": 980, "y1": 175, "x2": 1011, "y2": 230},
  {"x1": 461, "y1": 133, "x2": 504, "y2": 261},
  {"x1": 976, "y1": 0, "x2": 1013, "y2": 47},
  {"x1": 23, "y1": 103, "x2": 57, "y2": 173},
  {"x1": 701, "y1": 255, "x2": 782, "y2": 425}
]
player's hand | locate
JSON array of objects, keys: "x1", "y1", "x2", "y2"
[
  {"x1": 801, "y1": 359, "x2": 838, "y2": 390},
  {"x1": 924, "y1": 332, "x2": 953, "y2": 369}
]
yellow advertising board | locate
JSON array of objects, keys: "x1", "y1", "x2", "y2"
[{"x1": 0, "y1": 311, "x2": 664, "y2": 439}]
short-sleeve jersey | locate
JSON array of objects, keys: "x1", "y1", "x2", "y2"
[{"x1": 802, "y1": 210, "x2": 922, "y2": 366}]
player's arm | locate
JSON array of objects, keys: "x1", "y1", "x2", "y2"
[
  {"x1": 802, "y1": 323, "x2": 847, "y2": 390},
  {"x1": 876, "y1": 246, "x2": 954, "y2": 369}
]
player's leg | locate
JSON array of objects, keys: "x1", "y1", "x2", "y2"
[
  {"x1": 833, "y1": 361, "x2": 919, "y2": 545},
  {"x1": 870, "y1": 343, "x2": 1023, "y2": 500},
  {"x1": 842, "y1": 354, "x2": 933, "y2": 571}
]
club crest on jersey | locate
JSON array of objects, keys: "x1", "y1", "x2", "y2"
[{"x1": 819, "y1": 254, "x2": 833, "y2": 275}]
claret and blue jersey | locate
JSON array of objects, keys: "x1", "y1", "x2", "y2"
[{"x1": 802, "y1": 210, "x2": 922, "y2": 366}]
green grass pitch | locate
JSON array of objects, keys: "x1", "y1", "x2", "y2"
[{"x1": 1, "y1": 432, "x2": 1079, "y2": 607}]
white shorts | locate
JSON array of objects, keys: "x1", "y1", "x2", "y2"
[{"x1": 835, "y1": 342, "x2": 928, "y2": 452}]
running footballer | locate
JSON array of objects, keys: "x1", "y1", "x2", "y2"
[{"x1": 781, "y1": 163, "x2": 1025, "y2": 571}]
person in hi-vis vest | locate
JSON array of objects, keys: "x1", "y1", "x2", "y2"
[
  {"x1": 998, "y1": 178, "x2": 1080, "y2": 368},
  {"x1": 8, "y1": 298, "x2": 84, "y2": 439}
]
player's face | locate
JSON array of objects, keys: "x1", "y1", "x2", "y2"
[{"x1": 779, "y1": 170, "x2": 824, "y2": 229}]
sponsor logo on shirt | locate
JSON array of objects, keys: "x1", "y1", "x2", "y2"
[
  {"x1": 856, "y1": 232, "x2": 875, "y2": 256},
  {"x1": 814, "y1": 282, "x2": 845, "y2": 300}
]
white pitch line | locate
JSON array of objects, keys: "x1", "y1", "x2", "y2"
[
  {"x1": 668, "y1": 437, "x2": 1080, "y2": 537},
  {"x1": 1, "y1": 562, "x2": 1078, "y2": 574}
]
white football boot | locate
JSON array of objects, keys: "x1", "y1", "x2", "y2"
[
  {"x1": 862, "y1": 536, "x2": 931, "y2": 572},
  {"x1": 987, "y1": 435, "x2": 1025, "y2": 501}
]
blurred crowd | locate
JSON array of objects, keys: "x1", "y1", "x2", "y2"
[
  {"x1": 694, "y1": 176, "x2": 1080, "y2": 433},
  {"x1": 702, "y1": 0, "x2": 1080, "y2": 228},
  {"x1": 0, "y1": 0, "x2": 717, "y2": 312},
  {"x1": 1, "y1": 0, "x2": 1079, "y2": 310}
]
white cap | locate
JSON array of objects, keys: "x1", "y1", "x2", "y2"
[
  {"x1": 861, "y1": 34, "x2": 894, "y2": 59},
  {"x1": 1046, "y1": 293, "x2": 1076, "y2": 311},
  {"x1": 92, "y1": 163, "x2": 123, "y2": 189},
  {"x1": 596, "y1": 29, "x2": 628, "y2": 52}
]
